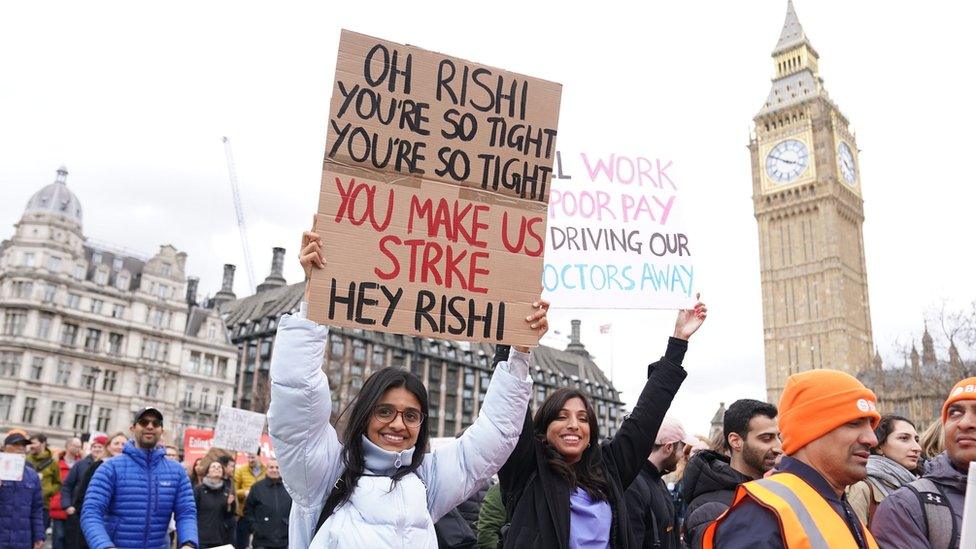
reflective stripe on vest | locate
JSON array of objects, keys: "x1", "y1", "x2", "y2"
[{"x1": 701, "y1": 473, "x2": 879, "y2": 549}]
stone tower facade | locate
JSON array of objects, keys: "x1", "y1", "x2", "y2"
[{"x1": 751, "y1": 1, "x2": 874, "y2": 403}]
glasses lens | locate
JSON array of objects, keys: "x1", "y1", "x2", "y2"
[
  {"x1": 139, "y1": 418, "x2": 160, "y2": 427},
  {"x1": 403, "y1": 410, "x2": 423, "y2": 426},
  {"x1": 374, "y1": 405, "x2": 395, "y2": 421}
]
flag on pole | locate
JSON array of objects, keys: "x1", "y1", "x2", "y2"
[{"x1": 599, "y1": 324, "x2": 612, "y2": 334}]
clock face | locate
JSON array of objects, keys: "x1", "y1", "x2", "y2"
[
  {"x1": 765, "y1": 139, "x2": 809, "y2": 184},
  {"x1": 838, "y1": 141, "x2": 857, "y2": 184}
]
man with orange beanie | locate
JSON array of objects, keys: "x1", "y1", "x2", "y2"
[
  {"x1": 703, "y1": 370, "x2": 881, "y2": 548},
  {"x1": 870, "y1": 377, "x2": 976, "y2": 548}
]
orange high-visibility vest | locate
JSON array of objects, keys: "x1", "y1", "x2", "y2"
[{"x1": 702, "y1": 473, "x2": 879, "y2": 549}]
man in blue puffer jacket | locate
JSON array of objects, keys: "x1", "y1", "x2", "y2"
[
  {"x1": 81, "y1": 407, "x2": 198, "y2": 549},
  {"x1": 1, "y1": 431, "x2": 46, "y2": 549}
]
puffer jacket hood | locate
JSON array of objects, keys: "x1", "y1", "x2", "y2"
[{"x1": 681, "y1": 450, "x2": 751, "y2": 504}]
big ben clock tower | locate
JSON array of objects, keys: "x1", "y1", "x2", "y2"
[{"x1": 751, "y1": 1, "x2": 874, "y2": 403}]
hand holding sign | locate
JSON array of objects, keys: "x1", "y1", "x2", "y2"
[{"x1": 672, "y1": 294, "x2": 707, "y2": 341}]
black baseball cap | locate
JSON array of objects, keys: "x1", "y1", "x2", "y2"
[
  {"x1": 132, "y1": 407, "x2": 164, "y2": 426},
  {"x1": 4, "y1": 432, "x2": 30, "y2": 446}
]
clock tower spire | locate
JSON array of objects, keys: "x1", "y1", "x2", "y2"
[{"x1": 750, "y1": 1, "x2": 874, "y2": 403}]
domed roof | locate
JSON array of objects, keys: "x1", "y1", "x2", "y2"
[{"x1": 23, "y1": 166, "x2": 83, "y2": 225}]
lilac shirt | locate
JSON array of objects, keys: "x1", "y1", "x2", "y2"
[{"x1": 569, "y1": 487, "x2": 612, "y2": 549}]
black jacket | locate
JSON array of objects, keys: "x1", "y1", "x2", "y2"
[
  {"x1": 435, "y1": 507, "x2": 478, "y2": 549},
  {"x1": 680, "y1": 450, "x2": 752, "y2": 549},
  {"x1": 625, "y1": 462, "x2": 677, "y2": 549},
  {"x1": 64, "y1": 459, "x2": 103, "y2": 549},
  {"x1": 500, "y1": 338, "x2": 688, "y2": 549},
  {"x1": 457, "y1": 480, "x2": 490, "y2": 533},
  {"x1": 194, "y1": 482, "x2": 236, "y2": 547},
  {"x1": 244, "y1": 477, "x2": 291, "y2": 549}
]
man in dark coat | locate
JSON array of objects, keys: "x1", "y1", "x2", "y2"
[
  {"x1": 0, "y1": 432, "x2": 45, "y2": 549},
  {"x1": 244, "y1": 459, "x2": 291, "y2": 549},
  {"x1": 681, "y1": 399, "x2": 780, "y2": 548},
  {"x1": 625, "y1": 417, "x2": 698, "y2": 549}
]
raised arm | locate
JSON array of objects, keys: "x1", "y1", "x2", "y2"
[
  {"x1": 424, "y1": 302, "x2": 548, "y2": 522},
  {"x1": 605, "y1": 299, "x2": 706, "y2": 491}
]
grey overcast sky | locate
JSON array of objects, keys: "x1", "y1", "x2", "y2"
[{"x1": 1, "y1": 1, "x2": 973, "y2": 434}]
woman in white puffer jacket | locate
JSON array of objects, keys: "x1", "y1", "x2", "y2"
[{"x1": 267, "y1": 231, "x2": 548, "y2": 548}]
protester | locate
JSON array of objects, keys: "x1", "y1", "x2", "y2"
[
  {"x1": 62, "y1": 435, "x2": 105, "y2": 520},
  {"x1": 165, "y1": 445, "x2": 180, "y2": 461},
  {"x1": 871, "y1": 377, "x2": 976, "y2": 548},
  {"x1": 27, "y1": 432, "x2": 63, "y2": 529},
  {"x1": 64, "y1": 433, "x2": 125, "y2": 549},
  {"x1": 190, "y1": 457, "x2": 208, "y2": 486},
  {"x1": 475, "y1": 483, "x2": 504, "y2": 549},
  {"x1": 499, "y1": 300, "x2": 707, "y2": 548},
  {"x1": 80, "y1": 408, "x2": 198, "y2": 549},
  {"x1": 266, "y1": 229, "x2": 548, "y2": 548},
  {"x1": 51, "y1": 438, "x2": 83, "y2": 549},
  {"x1": 623, "y1": 417, "x2": 698, "y2": 548},
  {"x1": 244, "y1": 459, "x2": 292, "y2": 549},
  {"x1": 704, "y1": 370, "x2": 880, "y2": 547},
  {"x1": 918, "y1": 417, "x2": 945, "y2": 465},
  {"x1": 682, "y1": 399, "x2": 781, "y2": 548},
  {"x1": 846, "y1": 414, "x2": 920, "y2": 527},
  {"x1": 234, "y1": 451, "x2": 266, "y2": 549},
  {"x1": 0, "y1": 431, "x2": 45, "y2": 549},
  {"x1": 194, "y1": 461, "x2": 236, "y2": 548}
]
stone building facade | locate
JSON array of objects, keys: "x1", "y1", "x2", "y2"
[
  {"x1": 751, "y1": 1, "x2": 874, "y2": 403},
  {"x1": 219, "y1": 267, "x2": 627, "y2": 438},
  {"x1": 0, "y1": 167, "x2": 238, "y2": 446}
]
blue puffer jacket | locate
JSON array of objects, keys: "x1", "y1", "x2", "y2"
[
  {"x1": 80, "y1": 442, "x2": 198, "y2": 549},
  {"x1": 0, "y1": 462, "x2": 45, "y2": 547}
]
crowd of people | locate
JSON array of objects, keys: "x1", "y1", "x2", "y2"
[{"x1": 2, "y1": 230, "x2": 974, "y2": 549}]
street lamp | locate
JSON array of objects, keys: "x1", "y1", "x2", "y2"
[{"x1": 87, "y1": 366, "x2": 102, "y2": 436}]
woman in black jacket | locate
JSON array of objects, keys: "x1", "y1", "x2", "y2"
[
  {"x1": 194, "y1": 461, "x2": 236, "y2": 548},
  {"x1": 64, "y1": 432, "x2": 128, "y2": 549},
  {"x1": 499, "y1": 300, "x2": 706, "y2": 548}
]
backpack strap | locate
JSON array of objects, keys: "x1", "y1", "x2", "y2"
[
  {"x1": 906, "y1": 478, "x2": 959, "y2": 549},
  {"x1": 313, "y1": 477, "x2": 347, "y2": 537}
]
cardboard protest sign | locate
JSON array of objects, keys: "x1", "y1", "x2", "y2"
[
  {"x1": 543, "y1": 152, "x2": 697, "y2": 309},
  {"x1": 308, "y1": 30, "x2": 561, "y2": 346},
  {"x1": 212, "y1": 406, "x2": 266, "y2": 454},
  {"x1": 0, "y1": 453, "x2": 25, "y2": 481}
]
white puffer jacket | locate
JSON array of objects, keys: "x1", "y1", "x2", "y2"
[{"x1": 267, "y1": 305, "x2": 533, "y2": 548}]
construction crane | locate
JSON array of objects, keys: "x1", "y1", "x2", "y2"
[{"x1": 222, "y1": 136, "x2": 256, "y2": 294}]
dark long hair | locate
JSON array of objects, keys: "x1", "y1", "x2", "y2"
[
  {"x1": 534, "y1": 388, "x2": 609, "y2": 500},
  {"x1": 872, "y1": 414, "x2": 916, "y2": 455},
  {"x1": 334, "y1": 367, "x2": 429, "y2": 508}
]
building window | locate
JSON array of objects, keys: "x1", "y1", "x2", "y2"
[
  {"x1": 161, "y1": 264, "x2": 172, "y2": 277},
  {"x1": 66, "y1": 293, "x2": 81, "y2": 309},
  {"x1": 12, "y1": 281, "x2": 34, "y2": 299},
  {"x1": 188, "y1": 352, "x2": 201, "y2": 373},
  {"x1": 72, "y1": 264, "x2": 85, "y2": 280},
  {"x1": 429, "y1": 361, "x2": 442, "y2": 383},
  {"x1": 0, "y1": 394, "x2": 12, "y2": 421},
  {"x1": 260, "y1": 340, "x2": 272, "y2": 358},
  {"x1": 141, "y1": 338, "x2": 168, "y2": 362},
  {"x1": 215, "y1": 390, "x2": 225, "y2": 410},
  {"x1": 42, "y1": 283, "x2": 57, "y2": 303},
  {"x1": 0, "y1": 351, "x2": 22, "y2": 377},
  {"x1": 94, "y1": 269, "x2": 109, "y2": 285},
  {"x1": 56, "y1": 361, "x2": 71, "y2": 385},
  {"x1": 84, "y1": 328, "x2": 102, "y2": 352},
  {"x1": 22, "y1": 397, "x2": 37, "y2": 424},
  {"x1": 372, "y1": 345, "x2": 386, "y2": 368},
  {"x1": 216, "y1": 358, "x2": 228, "y2": 378},
  {"x1": 183, "y1": 384, "x2": 195, "y2": 407},
  {"x1": 73, "y1": 404, "x2": 90, "y2": 431},
  {"x1": 111, "y1": 304, "x2": 125, "y2": 318},
  {"x1": 144, "y1": 374, "x2": 160, "y2": 398},
  {"x1": 96, "y1": 407, "x2": 112, "y2": 431},
  {"x1": 81, "y1": 366, "x2": 99, "y2": 390},
  {"x1": 2, "y1": 310, "x2": 27, "y2": 336},
  {"x1": 352, "y1": 340, "x2": 366, "y2": 363},
  {"x1": 112, "y1": 257, "x2": 124, "y2": 271},
  {"x1": 446, "y1": 367, "x2": 458, "y2": 394},
  {"x1": 108, "y1": 333, "x2": 124, "y2": 355},
  {"x1": 200, "y1": 387, "x2": 210, "y2": 410},
  {"x1": 48, "y1": 401, "x2": 65, "y2": 428},
  {"x1": 203, "y1": 355, "x2": 215, "y2": 376},
  {"x1": 35, "y1": 313, "x2": 54, "y2": 340},
  {"x1": 23, "y1": 252, "x2": 36, "y2": 267},
  {"x1": 157, "y1": 284, "x2": 170, "y2": 299},
  {"x1": 90, "y1": 299, "x2": 104, "y2": 314},
  {"x1": 29, "y1": 357, "x2": 44, "y2": 381},
  {"x1": 391, "y1": 350, "x2": 406, "y2": 369},
  {"x1": 46, "y1": 255, "x2": 62, "y2": 272},
  {"x1": 92, "y1": 251, "x2": 103, "y2": 265},
  {"x1": 102, "y1": 370, "x2": 117, "y2": 392},
  {"x1": 330, "y1": 335, "x2": 345, "y2": 357},
  {"x1": 116, "y1": 274, "x2": 129, "y2": 291}
]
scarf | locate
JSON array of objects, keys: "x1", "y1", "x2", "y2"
[
  {"x1": 866, "y1": 454, "x2": 916, "y2": 497},
  {"x1": 361, "y1": 435, "x2": 416, "y2": 476},
  {"x1": 202, "y1": 477, "x2": 225, "y2": 490}
]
